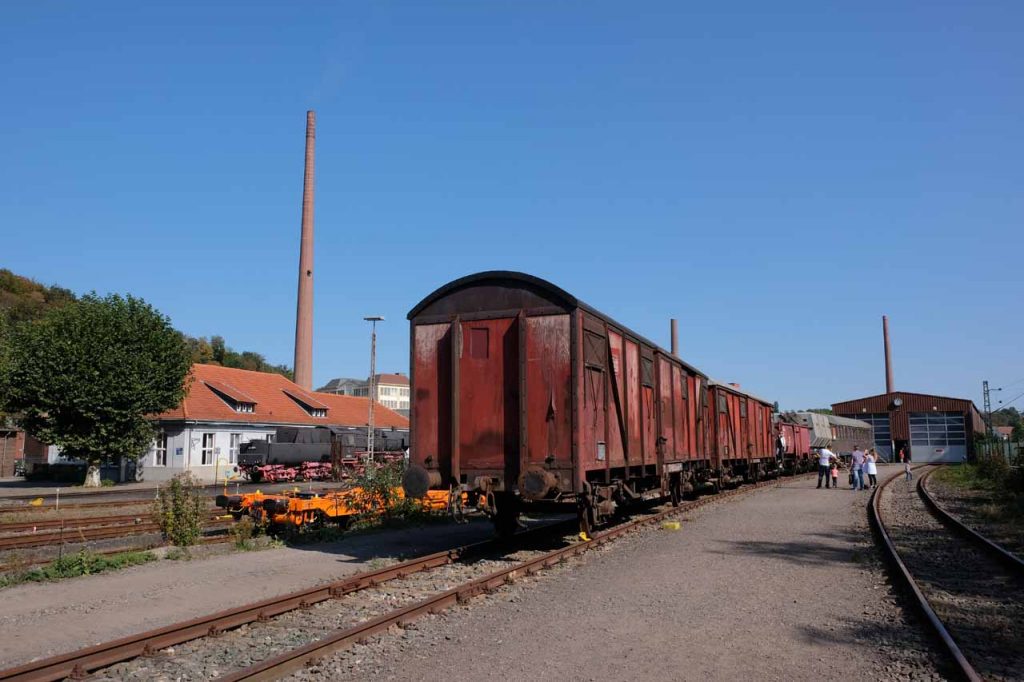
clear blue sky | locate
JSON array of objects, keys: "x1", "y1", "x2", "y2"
[{"x1": 2, "y1": 1, "x2": 1021, "y2": 410}]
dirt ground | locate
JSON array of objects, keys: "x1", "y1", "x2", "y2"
[
  {"x1": 306, "y1": 465, "x2": 945, "y2": 682},
  {"x1": 0, "y1": 517, "x2": 506, "y2": 668}
]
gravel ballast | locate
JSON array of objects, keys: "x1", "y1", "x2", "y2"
[
  {"x1": 880, "y1": 468, "x2": 1024, "y2": 681},
  {"x1": 291, "y1": 466, "x2": 945, "y2": 681},
  {"x1": 0, "y1": 517, "x2": 505, "y2": 668}
]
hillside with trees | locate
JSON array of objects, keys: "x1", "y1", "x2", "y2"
[{"x1": 0, "y1": 268, "x2": 291, "y2": 379}]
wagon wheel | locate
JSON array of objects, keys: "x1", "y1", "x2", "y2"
[{"x1": 670, "y1": 478, "x2": 681, "y2": 507}]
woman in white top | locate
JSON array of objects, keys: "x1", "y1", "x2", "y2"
[{"x1": 865, "y1": 450, "x2": 879, "y2": 488}]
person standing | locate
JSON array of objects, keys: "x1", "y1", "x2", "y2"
[
  {"x1": 904, "y1": 460, "x2": 913, "y2": 482},
  {"x1": 830, "y1": 460, "x2": 839, "y2": 489},
  {"x1": 850, "y1": 445, "x2": 866, "y2": 491},
  {"x1": 816, "y1": 447, "x2": 836, "y2": 489},
  {"x1": 865, "y1": 449, "x2": 879, "y2": 488}
]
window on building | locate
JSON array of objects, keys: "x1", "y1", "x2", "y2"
[
  {"x1": 229, "y1": 433, "x2": 241, "y2": 463},
  {"x1": 201, "y1": 433, "x2": 216, "y2": 465},
  {"x1": 154, "y1": 431, "x2": 168, "y2": 467}
]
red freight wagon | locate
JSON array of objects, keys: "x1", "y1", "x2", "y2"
[
  {"x1": 707, "y1": 380, "x2": 779, "y2": 484},
  {"x1": 775, "y1": 418, "x2": 812, "y2": 474},
  {"x1": 402, "y1": 271, "x2": 714, "y2": 534}
]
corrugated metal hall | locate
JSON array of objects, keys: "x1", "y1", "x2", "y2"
[{"x1": 831, "y1": 392, "x2": 985, "y2": 463}]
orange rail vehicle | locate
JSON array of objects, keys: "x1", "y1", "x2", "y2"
[{"x1": 216, "y1": 487, "x2": 464, "y2": 530}]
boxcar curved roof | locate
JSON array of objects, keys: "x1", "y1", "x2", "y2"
[
  {"x1": 407, "y1": 271, "x2": 578, "y2": 318},
  {"x1": 408, "y1": 270, "x2": 707, "y2": 377},
  {"x1": 707, "y1": 379, "x2": 774, "y2": 407}
]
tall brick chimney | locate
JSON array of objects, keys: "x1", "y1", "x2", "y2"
[
  {"x1": 882, "y1": 315, "x2": 894, "y2": 394},
  {"x1": 293, "y1": 111, "x2": 315, "y2": 390}
]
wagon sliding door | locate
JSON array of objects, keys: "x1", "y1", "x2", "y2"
[
  {"x1": 523, "y1": 314, "x2": 572, "y2": 486},
  {"x1": 456, "y1": 317, "x2": 520, "y2": 485}
]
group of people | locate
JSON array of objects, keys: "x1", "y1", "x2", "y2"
[{"x1": 815, "y1": 444, "x2": 881, "y2": 490}]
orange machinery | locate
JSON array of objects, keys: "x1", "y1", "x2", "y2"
[{"x1": 215, "y1": 486, "x2": 465, "y2": 529}]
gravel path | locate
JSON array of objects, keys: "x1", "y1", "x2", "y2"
[
  {"x1": 0, "y1": 517, "x2": 505, "y2": 668},
  {"x1": 880, "y1": 468, "x2": 1024, "y2": 681},
  {"x1": 289, "y1": 466, "x2": 945, "y2": 682}
]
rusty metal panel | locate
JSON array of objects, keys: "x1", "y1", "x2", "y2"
[
  {"x1": 411, "y1": 323, "x2": 451, "y2": 478},
  {"x1": 606, "y1": 330, "x2": 626, "y2": 467},
  {"x1": 625, "y1": 339, "x2": 641, "y2": 465},
  {"x1": 640, "y1": 350, "x2": 657, "y2": 467},
  {"x1": 457, "y1": 317, "x2": 518, "y2": 476},
  {"x1": 692, "y1": 374, "x2": 700, "y2": 458},
  {"x1": 658, "y1": 357, "x2": 674, "y2": 464},
  {"x1": 672, "y1": 365, "x2": 685, "y2": 458},
  {"x1": 525, "y1": 314, "x2": 572, "y2": 473}
]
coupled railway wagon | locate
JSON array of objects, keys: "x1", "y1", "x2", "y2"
[
  {"x1": 788, "y1": 412, "x2": 874, "y2": 459},
  {"x1": 775, "y1": 416, "x2": 813, "y2": 473},
  {"x1": 706, "y1": 381, "x2": 779, "y2": 483},
  {"x1": 402, "y1": 271, "x2": 713, "y2": 534},
  {"x1": 825, "y1": 415, "x2": 875, "y2": 458}
]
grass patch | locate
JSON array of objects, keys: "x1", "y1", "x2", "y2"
[
  {"x1": 0, "y1": 549, "x2": 156, "y2": 588},
  {"x1": 934, "y1": 462, "x2": 1024, "y2": 529},
  {"x1": 934, "y1": 463, "x2": 1001, "y2": 492}
]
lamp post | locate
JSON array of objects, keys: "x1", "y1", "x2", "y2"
[{"x1": 364, "y1": 316, "x2": 384, "y2": 464}]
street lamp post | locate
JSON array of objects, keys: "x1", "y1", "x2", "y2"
[{"x1": 364, "y1": 316, "x2": 384, "y2": 464}]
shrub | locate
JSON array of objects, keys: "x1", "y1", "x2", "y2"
[
  {"x1": 977, "y1": 453, "x2": 1010, "y2": 481},
  {"x1": 229, "y1": 517, "x2": 257, "y2": 549},
  {"x1": 152, "y1": 473, "x2": 206, "y2": 547},
  {"x1": 349, "y1": 460, "x2": 423, "y2": 527}
]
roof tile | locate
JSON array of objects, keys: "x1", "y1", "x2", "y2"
[{"x1": 154, "y1": 364, "x2": 407, "y2": 429}]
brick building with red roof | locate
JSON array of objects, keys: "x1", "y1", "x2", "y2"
[{"x1": 144, "y1": 364, "x2": 408, "y2": 482}]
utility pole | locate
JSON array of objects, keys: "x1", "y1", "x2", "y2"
[
  {"x1": 364, "y1": 316, "x2": 384, "y2": 464},
  {"x1": 983, "y1": 380, "x2": 994, "y2": 439}
]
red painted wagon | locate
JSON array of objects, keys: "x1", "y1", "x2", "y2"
[
  {"x1": 706, "y1": 381, "x2": 780, "y2": 485},
  {"x1": 402, "y1": 271, "x2": 720, "y2": 534}
]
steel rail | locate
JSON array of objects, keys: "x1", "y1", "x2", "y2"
[
  {"x1": 0, "y1": 474, "x2": 807, "y2": 682},
  {"x1": 918, "y1": 467, "x2": 1024, "y2": 574},
  {"x1": 0, "y1": 481, "x2": 351, "y2": 506},
  {"x1": 0, "y1": 518, "x2": 230, "y2": 551},
  {"x1": 869, "y1": 466, "x2": 982, "y2": 682},
  {"x1": 0, "y1": 500, "x2": 156, "y2": 515},
  {"x1": 220, "y1": 477, "x2": 795, "y2": 681},
  {"x1": 0, "y1": 514, "x2": 159, "y2": 533}
]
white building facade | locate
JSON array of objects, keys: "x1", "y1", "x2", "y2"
[{"x1": 141, "y1": 364, "x2": 408, "y2": 483}]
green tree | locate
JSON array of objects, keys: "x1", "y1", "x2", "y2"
[
  {"x1": 0, "y1": 294, "x2": 192, "y2": 486},
  {"x1": 210, "y1": 335, "x2": 226, "y2": 365}
]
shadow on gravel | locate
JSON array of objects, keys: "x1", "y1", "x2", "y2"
[
  {"x1": 282, "y1": 515, "x2": 580, "y2": 570},
  {"x1": 710, "y1": 530, "x2": 872, "y2": 567},
  {"x1": 797, "y1": 618, "x2": 957, "y2": 679}
]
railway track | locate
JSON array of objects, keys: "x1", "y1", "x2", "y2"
[
  {"x1": 0, "y1": 515, "x2": 231, "y2": 551},
  {"x1": 0, "y1": 481, "x2": 352, "y2": 508},
  {"x1": 0, "y1": 475, "x2": 803, "y2": 681},
  {"x1": 871, "y1": 465, "x2": 1024, "y2": 682}
]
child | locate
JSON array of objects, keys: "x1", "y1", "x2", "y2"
[
  {"x1": 830, "y1": 462, "x2": 839, "y2": 489},
  {"x1": 904, "y1": 461, "x2": 913, "y2": 481}
]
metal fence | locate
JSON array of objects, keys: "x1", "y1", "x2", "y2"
[{"x1": 977, "y1": 439, "x2": 1023, "y2": 463}]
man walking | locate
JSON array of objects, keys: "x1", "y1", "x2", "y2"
[
  {"x1": 816, "y1": 447, "x2": 836, "y2": 489},
  {"x1": 850, "y1": 445, "x2": 866, "y2": 491}
]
